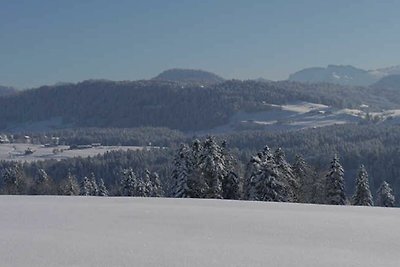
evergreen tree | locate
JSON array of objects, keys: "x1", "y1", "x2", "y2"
[
  {"x1": 81, "y1": 176, "x2": 93, "y2": 196},
  {"x1": 172, "y1": 144, "x2": 191, "y2": 198},
  {"x1": 120, "y1": 168, "x2": 137, "y2": 196},
  {"x1": 2, "y1": 164, "x2": 24, "y2": 195},
  {"x1": 60, "y1": 171, "x2": 80, "y2": 196},
  {"x1": 245, "y1": 146, "x2": 289, "y2": 202},
  {"x1": 273, "y1": 148, "x2": 299, "y2": 202},
  {"x1": 199, "y1": 136, "x2": 226, "y2": 199},
  {"x1": 89, "y1": 172, "x2": 99, "y2": 196},
  {"x1": 352, "y1": 165, "x2": 373, "y2": 206},
  {"x1": 188, "y1": 139, "x2": 208, "y2": 198},
  {"x1": 293, "y1": 155, "x2": 323, "y2": 203},
  {"x1": 136, "y1": 170, "x2": 151, "y2": 197},
  {"x1": 149, "y1": 172, "x2": 163, "y2": 197},
  {"x1": 376, "y1": 181, "x2": 395, "y2": 207},
  {"x1": 244, "y1": 151, "x2": 265, "y2": 200},
  {"x1": 222, "y1": 171, "x2": 240, "y2": 200},
  {"x1": 325, "y1": 155, "x2": 346, "y2": 205},
  {"x1": 98, "y1": 178, "x2": 109, "y2": 197},
  {"x1": 32, "y1": 168, "x2": 52, "y2": 195}
]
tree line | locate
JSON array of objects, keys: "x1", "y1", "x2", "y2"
[{"x1": 0, "y1": 136, "x2": 395, "y2": 207}]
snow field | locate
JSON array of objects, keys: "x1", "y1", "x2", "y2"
[{"x1": 0, "y1": 196, "x2": 399, "y2": 267}]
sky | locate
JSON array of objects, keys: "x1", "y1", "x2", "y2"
[{"x1": 1, "y1": 0, "x2": 400, "y2": 88}]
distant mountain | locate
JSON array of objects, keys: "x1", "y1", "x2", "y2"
[
  {"x1": 288, "y1": 65, "x2": 377, "y2": 86},
  {"x1": 153, "y1": 69, "x2": 224, "y2": 84},
  {"x1": 372, "y1": 74, "x2": 400, "y2": 89},
  {"x1": 0, "y1": 85, "x2": 16, "y2": 96},
  {"x1": 369, "y1": 65, "x2": 400, "y2": 78}
]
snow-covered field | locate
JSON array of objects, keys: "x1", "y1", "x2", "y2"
[
  {"x1": 1, "y1": 196, "x2": 399, "y2": 267},
  {"x1": 0, "y1": 143, "x2": 146, "y2": 162}
]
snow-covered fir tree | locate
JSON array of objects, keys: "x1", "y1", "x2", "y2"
[
  {"x1": 352, "y1": 165, "x2": 373, "y2": 206},
  {"x1": 32, "y1": 168, "x2": 51, "y2": 195},
  {"x1": 98, "y1": 178, "x2": 109, "y2": 197},
  {"x1": 149, "y1": 172, "x2": 163, "y2": 197},
  {"x1": 1, "y1": 164, "x2": 24, "y2": 195},
  {"x1": 244, "y1": 150, "x2": 265, "y2": 200},
  {"x1": 376, "y1": 181, "x2": 395, "y2": 207},
  {"x1": 188, "y1": 139, "x2": 208, "y2": 198},
  {"x1": 120, "y1": 168, "x2": 138, "y2": 196},
  {"x1": 273, "y1": 148, "x2": 299, "y2": 202},
  {"x1": 293, "y1": 155, "x2": 323, "y2": 203},
  {"x1": 89, "y1": 173, "x2": 99, "y2": 196},
  {"x1": 136, "y1": 170, "x2": 151, "y2": 197},
  {"x1": 81, "y1": 176, "x2": 93, "y2": 196},
  {"x1": 60, "y1": 171, "x2": 80, "y2": 196},
  {"x1": 172, "y1": 144, "x2": 191, "y2": 198},
  {"x1": 199, "y1": 136, "x2": 226, "y2": 199},
  {"x1": 325, "y1": 155, "x2": 346, "y2": 205},
  {"x1": 245, "y1": 146, "x2": 289, "y2": 202},
  {"x1": 222, "y1": 171, "x2": 240, "y2": 200}
]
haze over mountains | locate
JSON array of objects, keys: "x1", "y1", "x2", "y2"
[{"x1": 289, "y1": 65, "x2": 400, "y2": 86}]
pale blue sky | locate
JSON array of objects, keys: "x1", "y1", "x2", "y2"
[{"x1": 1, "y1": 0, "x2": 400, "y2": 88}]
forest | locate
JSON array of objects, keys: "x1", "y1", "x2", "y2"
[{"x1": 0, "y1": 79, "x2": 398, "y2": 131}]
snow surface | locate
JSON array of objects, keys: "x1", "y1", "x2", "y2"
[
  {"x1": 0, "y1": 143, "x2": 147, "y2": 162},
  {"x1": 1, "y1": 196, "x2": 399, "y2": 267}
]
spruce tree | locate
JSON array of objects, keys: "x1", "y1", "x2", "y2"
[
  {"x1": 325, "y1": 155, "x2": 346, "y2": 205},
  {"x1": 376, "y1": 181, "x2": 395, "y2": 207},
  {"x1": 352, "y1": 165, "x2": 373, "y2": 206},
  {"x1": 172, "y1": 144, "x2": 191, "y2": 198},
  {"x1": 32, "y1": 168, "x2": 52, "y2": 195},
  {"x1": 150, "y1": 172, "x2": 163, "y2": 197},
  {"x1": 81, "y1": 176, "x2": 93, "y2": 196},
  {"x1": 120, "y1": 168, "x2": 137, "y2": 196},
  {"x1": 188, "y1": 139, "x2": 208, "y2": 198},
  {"x1": 222, "y1": 171, "x2": 240, "y2": 200},
  {"x1": 98, "y1": 178, "x2": 109, "y2": 197},
  {"x1": 293, "y1": 155, "x2": 323, "y2": 203},
  {"x1": 2, "y1": 164, "x2": 24, "y2": 195},
  {"x1": 89, "y1": 172, "x2": 99, "y2": 196},
  {"x1": 245, "y1": 146, "x2": 289, "y2": 202},
  {"x1": 273, "y1": 148, "x2": 299, "y2": 202},
  {"x1": 199, "y1": 136, "x2": 226, "y2": 199},
  {"x1": 60, "y1": 171, "x2": 80, "y2": 196}
]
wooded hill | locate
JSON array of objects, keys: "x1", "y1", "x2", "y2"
[{"x1": 0, "y1": 79, "x2": 398, "y2": 131}]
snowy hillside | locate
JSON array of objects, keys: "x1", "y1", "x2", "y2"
[{"x1": 1, "y1": 196, "x2": 399, "y2": 267}]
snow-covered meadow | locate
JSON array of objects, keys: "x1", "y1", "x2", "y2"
[{"x1": 1, "y1": 196, "x2": 399, "y2": 267}]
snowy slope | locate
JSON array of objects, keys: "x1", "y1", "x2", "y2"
[{"x1": 1, "y1": 196, "x2": 399, "y2": 267}]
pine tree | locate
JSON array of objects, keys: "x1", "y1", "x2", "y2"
[
  {"x1": 274, "y1": 148, "x2": 299, "y2": 202},
  {"x1": 376, "y1": 181, "x2": 395, "y2": 207},
  {"x1": 89, "y1": 172, "x2": 99, "y2": 196},
  {"x1": 352, "y1": 165, "x2": 373, "y2": 206},
  {"x1": 120, "y1": 168, "x2": 137, "y2": 196},
  {"x1": 325, "y1": 155, "x2": 346, "y2": 205},
  {"x1": 60, "y1": 171, "x2": 80, "y2": 196},
  {"x1": 98, "y1": 178, "x2": 109, "y2": 197},
  {"x1": 81, "y1": 176, "x2": 93, "y2": 196}
]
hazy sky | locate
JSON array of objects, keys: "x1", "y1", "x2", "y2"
[{"x1": 1, "y1": 0, "x2": 400, "y2": 88}]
